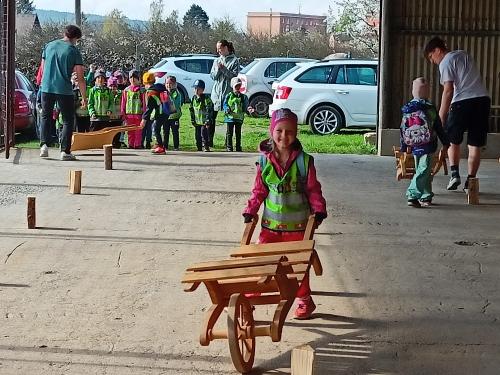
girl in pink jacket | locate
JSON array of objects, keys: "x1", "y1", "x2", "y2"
[
  {"x1": 243, "y1": 108, "x2": 327, "y2": 319},
  {"x1": 121, "y1": 70, "x2": 145, "y2": 148}
]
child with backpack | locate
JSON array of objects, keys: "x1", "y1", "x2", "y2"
[
  {"x1": 222, "y1": 77, "x2": 255, "y2": 152},
  {"x1": 189, "y1": 79, "x2": 214, "y2": 152},
  {"x1": 400, "y1": 77, "x2": 450, "y2": 207},
  {"x1": 242, "y1": 108, "x2": 327, "y2": 319},
  {"x1": 165, "y1": 76, "x2": 183, "y2": 151},
  {"x1": 121, "y1": 70, "x2": 145, "y2": 149},
  {"x1": 88, "y1": 70, "x2": 113, "y2": 131},
  {"x1": 139, "y1": 72, "x2": 171, "y2": 155}
]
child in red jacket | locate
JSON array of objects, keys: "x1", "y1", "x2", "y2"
[
  {"x1": 243, "y1": 108, "x2": 327, "y2": 319},
  {"x1": 121, "y1": 70, "x2": 145, "y2": 149}
]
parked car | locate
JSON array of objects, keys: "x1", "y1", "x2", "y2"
[
  {"x1": 14, "y1": 70, "x2": 37, "y2": 134},
  {"x1": 270, "y1": 59, "x2": 378, "y2": 134},
  {"x1": 237, "y1": 57, "x2": 317, "y2": 117},
  {"x1": 149, "y1": 54, "x2": 218, "y2": 103}
]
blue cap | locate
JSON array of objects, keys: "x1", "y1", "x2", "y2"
[{"x1": 192, "y1": 79, "x2": 205, "y2": 89}]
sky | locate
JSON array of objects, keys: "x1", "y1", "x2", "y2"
[{"x1": 31, "y1": 0, "x2": 333, "y2": 28}]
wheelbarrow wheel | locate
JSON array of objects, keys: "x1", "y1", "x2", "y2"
[{"x1": 227, "y1": 293, "x2": 256, "y2": 373}]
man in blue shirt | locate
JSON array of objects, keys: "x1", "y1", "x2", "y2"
[{"x1": 39, "y1": 25, "x2": 87, "y2": 160}]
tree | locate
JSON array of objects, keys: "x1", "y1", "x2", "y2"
[
  {"x1": 183, "y1": 4, "x2": 210, "y2": 30},
  {"x1": 329, "y1": 0, "x2": 379, "y2": 57},
  {"x1": 16, "y1": 0, "x2": 35, "y2": 14},
  {"x1": 102, "y1": 9, "x2": 130, "y2": 40}
]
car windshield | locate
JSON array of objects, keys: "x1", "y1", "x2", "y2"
[
  {"x1": 152, "y1": 58, "x2": 168, "y2": 69},
  {"x1": 275, "y1": 65, "x2": 300, "y2": 82},
  {"x1": 240, "y1": 60, "x2": 259, "y2": 74}
]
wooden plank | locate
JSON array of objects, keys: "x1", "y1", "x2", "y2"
[
  {"x1": 27, "y1": 196, "x2": 36, "y2": 229},
  {"x1": 230, "y1": 240, "x2": 315, "y2": 258},
  {"x1": 71, "y1": 125, "x2": 139, "y2": 151},
  {"x1": 186, "y1": 251, "x2": 313, "y2": 272},
  {"x1": 182, "y1": 264, "x2": 281, "y2": 284},
  {"x1": 467, "y1": 177, "x2": 479, "y2": 205},
  {"x1": 104, "y1": 144, "x2": 113, "y2": 170},
  {"x1": 241, "y1": 213, "x2": 259, "y2": 245},
  {"x1": 291, "y1": 345, "x2": 315, "y2": 375}
]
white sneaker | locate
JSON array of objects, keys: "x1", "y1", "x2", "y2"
[
  {"x1": 40, "y1": 144, "x2": 48, "y2": 158},
  {"x1": 60, "y1": 152, "x2": 76, "y2": 161}
]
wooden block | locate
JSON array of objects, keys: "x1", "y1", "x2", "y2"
[
  {"x1": 103, "y1": 144, "x2": 113, "y2": 170},
  {"x1": 291, "y1": 344, "x2": 315, "y2": 375},
  {"x1": 27, "y1": 196, "x2": 36, "y2": 229},
  {"x1": 69, "y1": 170, "x2": 82, "y2": 194},
  {"x1": 467, "y1": 178, "x2": 479, "y2": 205}
]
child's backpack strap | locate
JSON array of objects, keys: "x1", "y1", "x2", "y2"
[
  {"x1": 257, "y1": 154, "x2": 267, "y2": 170},
  {"x1": 296, "y1": 151, "x2": 308, "y2": 177}
]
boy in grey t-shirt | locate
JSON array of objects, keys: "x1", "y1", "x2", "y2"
[{"x1": 423, "y1": 37, "x2": 490, "y2": 191}]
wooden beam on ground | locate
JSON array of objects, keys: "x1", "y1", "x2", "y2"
[
  {"x1": 104, "y1": 144, "x2": 113, "y2": 170},
  {"x1": 467, "y1": 178, "x2": 479, "y2": 205},
  {"x1": 27, "y1": 197, "x2": 36, "y2": 229},
  {"x1": 291, "y1": 344, "x2": 315, "y2": 375},
  {"x1": 69, "y1": 170, "x2": 82, "y2": 194}
]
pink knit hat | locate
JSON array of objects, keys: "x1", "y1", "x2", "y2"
[{"x1": 270, "y1": 108, "x2": 298, "y2": 136}]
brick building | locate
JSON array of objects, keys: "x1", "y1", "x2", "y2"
[{"x1": 247, "y1": 11, "x2": 327, "y2": 36}]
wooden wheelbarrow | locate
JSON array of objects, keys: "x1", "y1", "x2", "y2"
[
  {"x1": 71, "y1": 125, "x2": 140, "y2": 151},
  {"x1": 393, "y1": 146, "x2": 448, "y2": 181},
  {"x1": 181, "y1": 215, "x2": 322, "y2": 373}
]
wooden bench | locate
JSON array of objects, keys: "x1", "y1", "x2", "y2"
[
  {"x1": 181, "y1": 215, "x2": 322, "y2": 373},
  {"x1": 393, "y1": 146, "x2": 448, "y2": 180},
  {"x1": 71, "y1": 125, "x2": 140, "y2": 151}
]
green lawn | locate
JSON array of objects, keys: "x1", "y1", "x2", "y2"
[{"x1": 15, "y1": 104, "x2": 376, "y2": 154}]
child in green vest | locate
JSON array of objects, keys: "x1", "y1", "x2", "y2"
[
  {"x1": 72, "y1": 72, "x2": 90, "y2": 133},
  {"x1": 141, "y1": 72, "x2": 169, "y2": 154},
  {"x1": 121, "y1": 70, "x2": 145, "y2": 149},
  {"x1": 189, "y1": 79, "x2": 214, "y2": 152},
  {"x1": 88, "y1": 70, "x2": 113, "y2": 131},
  {"x1": 165, "y1": 76, "x2": 182, "y2": 151},
  {"x1": 223, "y1": 77, "x2": 254, "y2": 151},
  {"x1": 243, "y1": 108, "x2": 327, "y2": 319}
]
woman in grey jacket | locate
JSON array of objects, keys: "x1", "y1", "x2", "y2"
[{"x1": 209, "y1": 39, "x2": 240, "y2": 147}]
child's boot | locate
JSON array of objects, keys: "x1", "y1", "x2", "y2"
[{"x1": 294, "y1": 296, "x2": 316, "y2": 320}]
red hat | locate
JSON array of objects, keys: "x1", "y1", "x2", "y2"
[{"x1": 270, "y1": 108, "x2": 298, "y2": 136}]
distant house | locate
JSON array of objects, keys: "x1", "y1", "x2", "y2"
[
  {"x1": 247, "y1": 11, "x2": 327, "y2": 36},
  {"x1": 16, "y1": 13, "x2": 41, "y2": 37}
]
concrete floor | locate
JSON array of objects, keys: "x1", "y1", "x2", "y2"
[{"x1": 0, "y1": 147, "x2": 499, "y2": 375}]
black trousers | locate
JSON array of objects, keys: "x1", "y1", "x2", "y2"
[
  {"x1": 153, "y1": 115, "x2": 169, "y2": 147},
  {"x1": 225, "y1": 121, "x2": 242, "y2": 151},
  {"x1": 40, "y1": 92, "x2": 74, "y2": 153},
  {"x1": 163, "y1": 119, "x2": 180, "y2": 149},
  {"x1": 208, "y1": 110, "x2": 218, "y2": 147},
  {"x1": 194, "y1": 125, "x2": 209, "y2": 150},
  {"x1": 75, "y1": 116, "x2": 90, "y2": 133}
]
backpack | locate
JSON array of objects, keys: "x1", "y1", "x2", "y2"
[
  {"x1": 160, "y1": 91, "x2": 175, "y2": 116},
  {"x1": 400, "y1": 109, "x2": 432, "y2": 147}
]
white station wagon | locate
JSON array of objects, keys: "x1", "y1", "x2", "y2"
[{"x1": 269, "y1": 59, "x2": 378, "y2": 134}]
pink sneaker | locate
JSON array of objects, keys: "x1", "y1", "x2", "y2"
[
  {"x1": 152, "y1": 146, "x2": 166, "y2": 154},
  {"x1": 294, "y1": 297, "x2": 316, "y2": 320}
]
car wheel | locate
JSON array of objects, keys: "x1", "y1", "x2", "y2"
[
  {"x1": 249, "y1": 94, "x2": 273, "y2": 117},
  {"x1": 309, "y1": 105, "x2": 344, "y2": 135}
]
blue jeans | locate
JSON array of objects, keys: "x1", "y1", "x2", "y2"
[
  {"x1": 407, "y1": 153, "x2": 434, "y2": 201},
  {"x1": 40, "y1": 92, "x2": 74, "y2": 153},
  {"x1": 141, "y1": 119, "x2": 153, "y2": 146}
]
